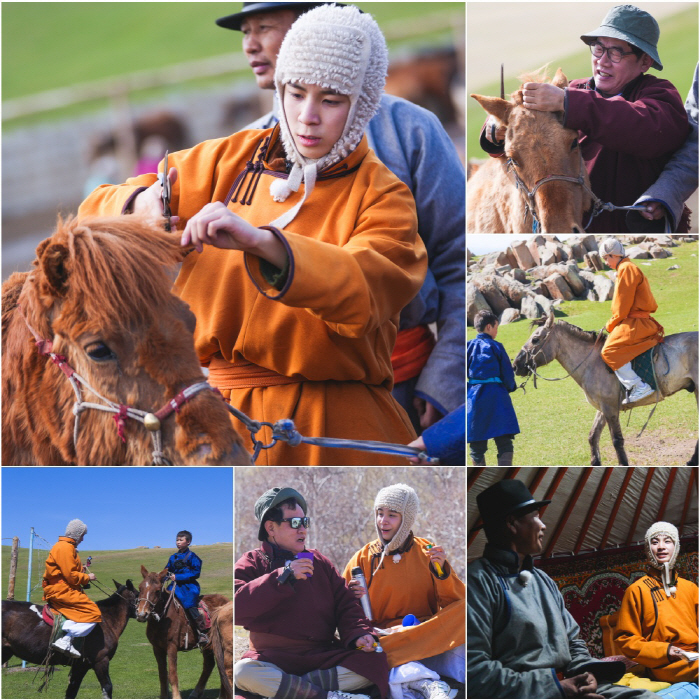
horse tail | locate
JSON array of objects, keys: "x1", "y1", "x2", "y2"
[{"x1": 210, "y1": 605, "x2": 233, "y2": 698}]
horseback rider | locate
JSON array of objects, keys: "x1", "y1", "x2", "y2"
[
  {"x1": 42, "y1": 519, "x2": 101, "y2": 658},
  {"x1": 164, "y1": 530, "x2": 208, "y2": 646},
  {"x1": 599, "y1": 237, "x2": 664, "y2": 404}
]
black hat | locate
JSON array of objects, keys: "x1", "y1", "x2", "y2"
[
  {"x1": 216, "y1": 2, "x2": 327, "y2": 31},
  {"x1": 254, "y1": 486, "x2": 307, "y2": 540},
  {"x1": 476, "y1": 479, "x2": 551, "y2": 528}
]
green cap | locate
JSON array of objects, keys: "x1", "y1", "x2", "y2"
[
  {"x1": 580, "y1": 4, "x2": 662, "y2": 71},
  {"x1": 254, "y1": 487, "x2": 307, "y2": 541}
]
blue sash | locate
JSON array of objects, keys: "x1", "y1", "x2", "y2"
[{"x1": 468, "y1": 377, "x2": 503, "y2": 384}]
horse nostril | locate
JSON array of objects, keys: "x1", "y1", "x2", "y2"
[{"x1": 572, "y1": 226, "x2": 582, "y2": 233}]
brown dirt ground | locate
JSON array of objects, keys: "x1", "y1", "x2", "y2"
[{"x1": 600, "y1": 426, "x2": 697, "y2": 466}]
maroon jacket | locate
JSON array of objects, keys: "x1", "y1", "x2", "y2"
[
  {"x1": 235, "y1": 541, "x2": 389, "y2": 697},
  {"x1": 565, "y1": 73, "x2": 690, "y2": 232}
]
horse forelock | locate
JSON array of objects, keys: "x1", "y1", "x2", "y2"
[{"x1": 38, "y1": 216, "x2": 185, "y2": 336}]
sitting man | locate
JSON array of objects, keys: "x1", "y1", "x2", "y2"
[
  {"x1": 42, "y1": 519, "x2": 100, "y2": 658},
  {"x1": 482, "y1": 4, "x2": 691, "y2": 233},
  {"x1": 344, "y1": 483, "x2": 465, "y2": 699},
  {"x1": 468, "y1": 479, "x2": 660, "y2": 699},
  {"x1": 599, "y1": 237, "x2": 664, "y2": 404},
  {"x1": 234, "y1": 487, "x2": 389, "y2": 699}
]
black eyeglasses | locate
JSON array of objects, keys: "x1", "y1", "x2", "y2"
[
  {"x1": 590, "y1": 41, "x2": 636, "y2": 63},
  {"x1": 280, "y1": 517, "x2": 310, "y2": 529}
]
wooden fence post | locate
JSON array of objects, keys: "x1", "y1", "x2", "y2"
[{"x1": 7, "y1": 536, "x2": 19, "y2": 600}]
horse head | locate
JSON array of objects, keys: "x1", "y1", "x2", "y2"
[
  {"x1": 136, "y1": 565, "x2": 169, "y2": 623},
  {"x1": 471, "y1": 68, "x2": 592, "y2": 233},
  {"x1": 513, "y1": 308, "x2": 559, "y2": 376},
  {"x1": 4, "y1": 215, "x2": 251, "y2": 465},
  {"x1": 113, "y1": 579, "x2": 138, "y2": 618}
]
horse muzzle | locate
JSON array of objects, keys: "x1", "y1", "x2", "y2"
[{"x1": 512, "y1": 352, "x2": 530, "y2": 377}]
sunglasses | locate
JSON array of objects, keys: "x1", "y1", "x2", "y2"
[{"x1": 280, "y1": 517, "x2": 310, "y2": 529}]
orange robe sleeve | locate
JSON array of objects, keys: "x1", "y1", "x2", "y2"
[{"x1": 606, "y1": 261, "x2": 640, "y2": 333}]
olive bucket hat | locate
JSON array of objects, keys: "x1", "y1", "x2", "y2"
[
  {"x1": 580, "y1": 4, "x2": 663, "y2": 71},
  {"x1": 254, "y1": 487, "x2": 307, "y2": 540}
]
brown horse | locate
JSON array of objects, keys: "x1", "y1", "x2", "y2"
[
  {"x1": 210, "y1": 601, "x2": 233, "y2": 699},
  {"x1": 468, "y1": 68, "x2": 592, "y2": 233},
  {"x1": 2, "y1": 215, "x2": 251, "y2": 465},
  {"x1": 137, "y1": 565, "x2": 230, "y2": 699},
  {"x1": 2, "y1": 580, "x2": 137, "y2": 699}
]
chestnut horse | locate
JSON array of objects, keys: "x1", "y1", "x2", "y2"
[
  {"x1": 2, "y1": 580, "x2": 137, "y2": 699},
  {"x1": 468, "y1": 68, "x2": 592, "y2": 233},
  {"x1": 137, "y1": 565, "x2": 230, "y2": 699},
  {"x1": 513, "y1": 309, "x2": 699, "y2": 465},
  {"x1": 2, "y1": 215, "x2": 251, "y2": 465},
  {"x1": 210, "y1": 601, "x2": 233, "y2": 699}
]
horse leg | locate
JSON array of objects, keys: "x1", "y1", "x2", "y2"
[
  {"x1": 153, "y1": 645, "x2": 170, "y2": 699},
  {"x1": 190, "y1": 648, "x2": 216, "y2": 699},
  {"x1": 91, "y1": 659, "x2": 114, "y2": 699},
  {"x1": 65, "y1": 661, "x2": 90, "y2": 699},
  {"x1": 689, "y1": 388, "x2": 699, "y2": 465},
  {"x1": 589, "y1": 411, "x2": 606, "y2": 465},
  {"x1": 605, "y1": 413, "x2": 629, "y2": 466},
  {"x1": 168, "y1": 644, "x2": 182, "y2": 699}
]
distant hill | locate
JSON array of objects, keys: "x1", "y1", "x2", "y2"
[{"x1": 2, "y1": 543, "x2": 233, "y2": 603}]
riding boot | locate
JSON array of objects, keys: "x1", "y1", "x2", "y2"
[
  {"x1": 187, "y1": 607, "x2": 209, "y2": 646},
  {"x1": 497, "y1": 452, "x2": 514, "y2": 466},
  {"x1": 471, "y1": 457, "x2": 486, "y2": 466}
]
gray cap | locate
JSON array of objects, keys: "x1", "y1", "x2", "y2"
[
  {"x1": 254, "y1": 487, "x2": 307, "y2": 541},
  {"x1": 65, "y1": 519, "x2": 88, "y2": 541},
  {"x1": 581, "y1": 5, "x2": 662, "y2": 71}
]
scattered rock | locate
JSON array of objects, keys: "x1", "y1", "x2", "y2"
[
  {"x1": 472, "y1": 275, "x2": 512, "y2": 315},
  {"x1": 544, "y1": 273, "x2": 574, "y2": 301},
  {"x1": 584, "y1": 251, "x2": 604, "y2": 271},
  {"x1": 467, "y1": 284, "x2": 492, "y2": 325},
  {"x1": 649, "y1": 244, "x2": 671, "y2": 259},
  {"x1": 593, "y1": 276, "x2": 614, "y2": 302},
  {"x1": 500, "y1": 308, "x2": 521, "y2": 325},
  {"x1": 511, "y1": 240, "x2": 537, "y2": 270},
  {"x1": 667, "y1": 264, "x2": 680, "y2": 270},
  {"x1": 625, "y1": 246, "x2": 652, "y2": 259}
]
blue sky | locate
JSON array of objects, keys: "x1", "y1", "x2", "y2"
[{"x1": 2, "y1": 468, "x2": 232, "y2": 551}]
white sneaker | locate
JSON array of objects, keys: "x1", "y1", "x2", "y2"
[
  {"x1": 622, "y1": 381, "x2": 655, "y2": 404},
  {"x1": 327, "y1": 692, "x2": 370, "y2": 699},
  {"x1": 51, "y1": 635, "x2": 81, "y2": 658},
  {"x1": 407, "y1": 679, "x2": 453, "y2": 699}
]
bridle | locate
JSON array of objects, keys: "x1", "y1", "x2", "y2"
[
  {"x1": 18, "y1": 306, "x2": 222, "y2": 465},
  {"x1": 136, "y1": 578, "x2": 175, "y2": 622},
  {"x1": 506, "y1": 152, "x2": 596, "y2": 233}
]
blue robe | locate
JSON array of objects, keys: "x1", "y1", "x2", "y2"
[
  {"x1": 467, "y1": 334, "x2": 520, "y2": 442},
  {"x1": 165, "y1": 548, "x2": 202, "y2": 609}
]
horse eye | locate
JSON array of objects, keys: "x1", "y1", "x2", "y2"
[
  {"x1": 571, "y1": 138, "x2": 579, "y2": 151},
  {"x1": 532, "y1": 336, "x2": 540, "y2": 344},
  {"x1": 85, "y1": 342, "x2": 116, "y2": 362}
]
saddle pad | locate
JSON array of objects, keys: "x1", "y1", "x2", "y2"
[
  {"x1": 198, "y1": 600, "x2": 212, "y2": 629},
  {"x1": 631, "y1": 346, "x2": 658, "y2": 391},
  {"x1": 42, "y1": 604, "x2": 55, "y2": 627}
]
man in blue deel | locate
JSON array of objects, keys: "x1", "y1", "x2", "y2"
[
  {"x1": 467, "y1": 310, "x2": 520, "y2": 466},
  {"x1": 165, "y1": 529, "x2": 208, "y2": 646}
]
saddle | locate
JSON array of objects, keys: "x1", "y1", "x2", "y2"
[
  {"x1": 197, "y1": 600, "x2": 212, "y2": 629},
  {"x1": 30, "y1": 603, "x2": 58, "y2": 628},
  {"x1": 631, "y1": 346, "x2": 659, "y2": 391}
]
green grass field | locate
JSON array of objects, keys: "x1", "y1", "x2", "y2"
[
  {"x1": 467, "y1": 5, "x2": 698, "y2": 160},
  {"x1": 468, "y1": 239, "x2": 699, "y2": 466},
  {"x1": 1, "y1": 543, "x2": 232, "y2": 699}
]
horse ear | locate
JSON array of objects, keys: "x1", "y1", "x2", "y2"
[
  {"x1": 113, "y1": 579, "x2": 122, "y2": 590},
  {"x1": 551, "y1": 67, "x2": 569, "y2": 89},
  {"x1": 39, "y1": 242, "x2": 71, "y2": 297},
  {"x1": 140, "y1": 564, "x2": 149, "y2": 579},
  {"x1": 126, "y1": 579, "x2": 135, "y2": 591},
  {"x1": 158, "y1": 568, "x2": 169, "y2": 580},
  {"x1": 545, "y1": 308, "x2": 556, "y2": 327},
  {"x1": 470, "y1": 94, "x2": 513, "y2": 126}
]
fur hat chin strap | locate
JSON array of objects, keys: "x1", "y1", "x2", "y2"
[
  {"x1": 662, "y1": 562, "x2": 677, "y2": 598},
  {"x1": 268, "y1": 163, "x2": 318, "y2": 229}
]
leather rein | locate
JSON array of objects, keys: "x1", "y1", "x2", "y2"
[{"x1": 17, "y1": 306, "x2": 221, "y2": 465}]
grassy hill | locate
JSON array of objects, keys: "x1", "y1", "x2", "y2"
[
  {"x1": 467, "y1": 239, "x2": 699, "y2": 466},
  {"x1": 2, "y1": 543, "x2": 232, "y2": 699}
]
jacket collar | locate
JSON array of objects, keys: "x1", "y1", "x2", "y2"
[
  {"x1": 59, "y1": 536, "x2": 76, "y2": 545},
  {"x1": 482, "y1": 543, "x2": 534, "y2": 575},
  {"x1": 589, "y1": 72, "x2": 646, "y2": 99}
]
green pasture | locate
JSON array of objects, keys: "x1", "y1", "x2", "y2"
[
  {"x1": 2, "y1": 2, "x2": 462, "y2": 128},
  {"x1": 1, "y1": 543, "x2": 232, "y2": 699},
  {"x1": 467, "y1": 5, "x2": 698, "y2": 161},
  {"x1": 467, "y1": 240, "x2": 699, "y2": 466}
]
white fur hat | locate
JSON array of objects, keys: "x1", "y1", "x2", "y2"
[
  {"x1": 645, "y1": 521, "x2": 680, "y2": 598},
  {"x1": 374, "y1": 483, "x2": 419, "y2": 563},
  {"x1": 599, "y1": 237, "x2": 625, "y2": 257},
  {"x1": 269, "y1": 4, "x2": 387, "y2": 228},
  {"x1": 65, "y1": 519, "x2": 88, "y2": 542}
]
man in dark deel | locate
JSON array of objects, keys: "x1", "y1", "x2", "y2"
[
  {"x1": 468, "y1": 479, "x2": 661, "y2": 699},
  {"x1": 482, "y1": 5, "x2": 691, "y2": 233},
  {"x1": 234, "y1": 487, "x2": 388, "y2": 699},
  {"x1": 216, "y1": 2, "x2": 466, "y2": 435}
]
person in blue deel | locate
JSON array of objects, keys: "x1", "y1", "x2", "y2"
[
  {"x1": 164, "y1": 529, "x2": 208, "y2": 646},
  {"x1": 468, "y1": 310, "x2": 520, "y2": 466}
]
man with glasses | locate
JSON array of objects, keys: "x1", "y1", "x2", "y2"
[
  {"x1": 484, "y1": 4, "x2": 691, "y2": 233},
  {"x1": 234, "y1": 487, "x2": 389, "y2": 699}
]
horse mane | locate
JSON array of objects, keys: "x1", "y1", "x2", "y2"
[
  {"x1": 530, "y1": 317, "x2": 607, "y2": 343},
  {"x1": 96, "y1": 587, "x2": 131, "y2": 610},
  {"x1": 29, "y1": 215, "x2": 186, "y2": 336}
]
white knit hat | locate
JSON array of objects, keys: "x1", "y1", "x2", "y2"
[
  {"x1": 270, "y1": 4, "x2": 388, "y2": 228},
  {"x1": 599, "y1": 237, "x2": 625, "y2": 257},
  {"x1": 645, "y1": 521, "x2": 680, "y2": 597},
  {"x1": 65, "y1": 519, "x2": 88, "y2": 542},
  {"x1": 374, "y1": 483, "x2": 419, "y2": 570}
]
